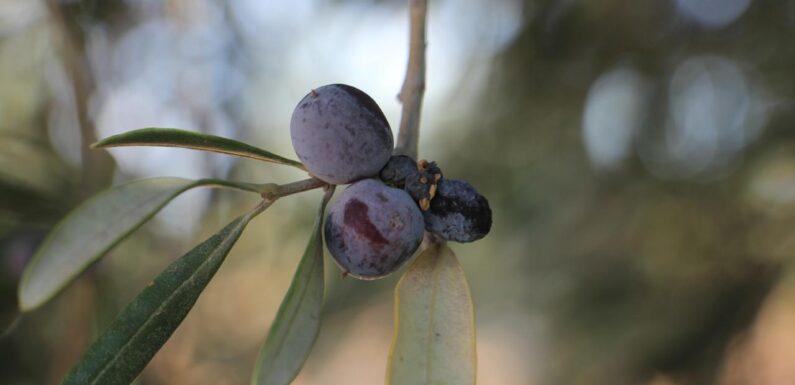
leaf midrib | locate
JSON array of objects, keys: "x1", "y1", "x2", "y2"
[
  {"x1": 86, "y1": 217, "x2": 248, "y2": 385},
  {"x1": 95, "y1": 128, "x2": 306, "y2": 170},
  {"x1": 425, "y1": 247, "x2": 442, "y2": 384},
  {"x1": 256, "y1": 234, "x2": 320, "y2": 382},
  {"x1": 21, "y1": 181, "x2": 194, "y2": 310},
  {"x1": 104, "y1": 142, "x2": 288, "y2": 164}
]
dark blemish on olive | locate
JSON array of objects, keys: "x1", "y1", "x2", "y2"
[{"x1": 343, "y1": 199, "x2": 388, "y2": 245}]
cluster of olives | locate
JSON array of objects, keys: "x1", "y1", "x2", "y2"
[{"x1": 290, "y1": 84, "x2": 491, "y2": 280}]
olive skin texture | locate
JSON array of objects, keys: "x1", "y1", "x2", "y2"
[
  {"x1": 379, "y1": 155, "x2": 443, "y2": 210},
  {"x1": 324, "y1": 179, "x2": 424, "y2": 279},
  {"x1": 380, "y1": 155, "x2": 418, "y2": 188},
  {"x1": 403, "y1": 160, "x2": 443, "y2": 210},
  {"x1": 290, "y1": 84, "x2": 394, "y2": 185},
  {"x1": 423, "y1": 179, "x2": 492, "y2": 243}
]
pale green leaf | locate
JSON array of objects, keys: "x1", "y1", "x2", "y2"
[
  {"x1": 18, "y1": 177, "x2": 262, "y2": 312},
  {"x1": 386, "y1": 242, "x2": 477, "y2": 385},
  {"x1": 252, "y1": 186, "x2": 334, "y2": 385},
  {"x1": 62, "y1": 208, "x2": 259, "y2": 385},
  {"x1": 93, "y1": 128, "x2": 305, "y2": 170}
]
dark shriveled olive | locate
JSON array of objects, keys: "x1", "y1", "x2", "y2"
[{"x1": 423, "y1": 179, "x2": 492, "y2": 243}]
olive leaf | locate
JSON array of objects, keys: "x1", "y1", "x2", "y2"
[
  {"x1": 93, "y1": 128, "x2": 305, "y2": 170},
  {"x1": 61, "y1": 206, "x2": 262, "y2": 385},
  {"x1": 251, "y1": 186, "x2": 334, "y2": 385},
  {"x1": 18, "y1": 177, "x2": 263, "y2": 312},
  {"x1": 386, "y1": 241, "x2": 477, "y2": 385}
]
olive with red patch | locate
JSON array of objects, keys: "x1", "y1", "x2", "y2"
[
  {"x1": 324, "y1": 179, "x2": 424, "y2": 279},
  {"x1": 290, "y1": 84, "x2": 394, "y2": 185}
]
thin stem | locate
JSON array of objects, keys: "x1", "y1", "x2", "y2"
[
  {"x1": 247, "y1": 198, "x2": 276, "y2": 220},
  {"x1": 251, "y1": 177, "x2": 329, "y2": 220},
  {"x1": 260, "y1": 177, "x2": 328, "y2": 201},
  {"x1": 321, "y1": 184, "x2": 337, "y2": 208},
  {"x1": 197, "y1": 178, "x2": 267, "y2": 194},
  {"x1": 394, "y1": 0, "x2": 428, "y2": 160}
]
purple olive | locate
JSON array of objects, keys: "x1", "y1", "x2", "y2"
[
  {"x1": 291, "y1": 84, "x2": 393, "y2": 184},
  {"x1": 324, "y1": 179, "x2": 424, "y2": 279}
]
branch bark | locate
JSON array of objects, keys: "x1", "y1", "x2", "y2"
[
  {"x1": 394, "y1": 0, "x2": 428, "y2": 160},
  {"x1": 46, "y1": 2, "x2": 116, "y2": 202}
]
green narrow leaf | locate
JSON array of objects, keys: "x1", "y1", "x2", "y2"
[
  {"x1": 18, "y1": 177, "x2": 262, "y2": 312},
  {"x1": 62, "y1": 208, "x2": 260, "y2": 385},
  {"x1": 252, "y1": 186, "x2": 334, "y2": 385},
  {"x1": 386, "y1": 242, "x2": 477, "y2": 385},
  {"x1": 93, "y1": 128, "x2": 306, "y2": 170}
]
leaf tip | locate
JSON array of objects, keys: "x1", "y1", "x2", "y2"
[
  {"x1": 17, "y1": 266, "x2": 49, "y2": 313},
  {"x1": 16, "y1": 284, "x2": 41, "y2": 313}
]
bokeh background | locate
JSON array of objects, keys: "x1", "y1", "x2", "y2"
[{"x1": 1, "y1": 0, "x2": 794, "y2": 384}]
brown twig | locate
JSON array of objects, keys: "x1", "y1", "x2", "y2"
[
  {"x1": 394, "y1": 0, "x2": 428, "y2": 160},
  {"x1": 46, "y1": 2, "x2": 115, "y2": 201}
]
